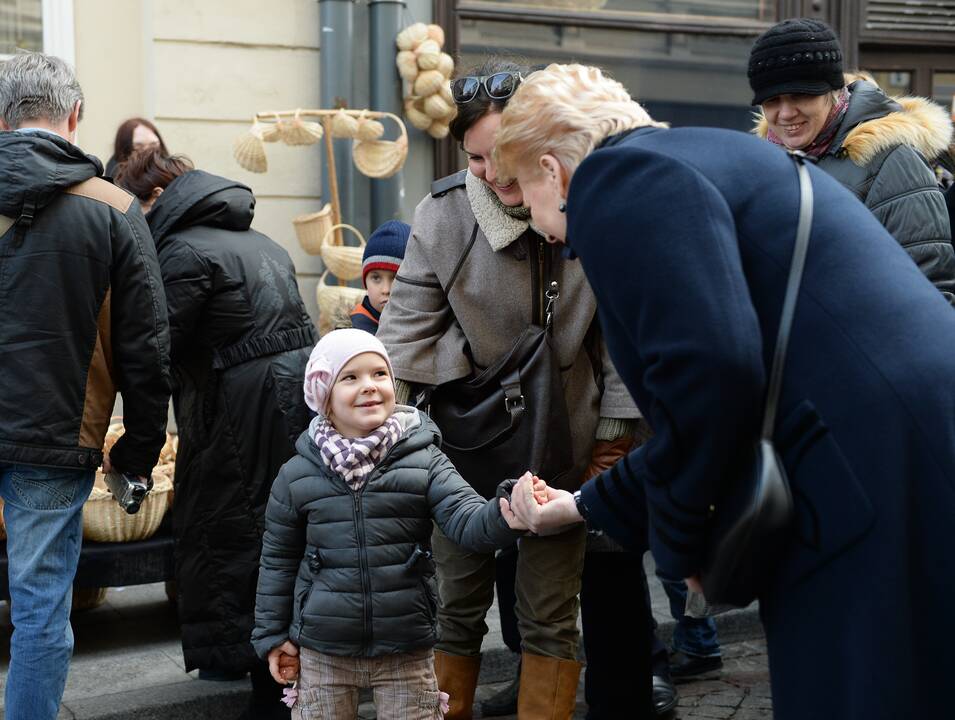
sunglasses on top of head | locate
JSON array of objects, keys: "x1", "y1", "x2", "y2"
[{"x1": 450, "y1": 71, "x2": 524, "y2": 105}]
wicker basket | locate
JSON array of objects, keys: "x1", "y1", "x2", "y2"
[
  {"x1": 82, "y1": 471, "x2": 173, "y2": 543},
  {"x1": 319, "y1": 223, "x2": 365, "y2": 282},
  {"x1": 316, "y1": 271, "x2": 365, "y2": 335},
  {"x1": 293, "y1": 203, "x2": 334, "y2": 255},
  {"x1": 152, "y1": 461, "x2": 176, "y2": 506},
  {"x1": 352, "y1": 113, "x2": 409, "y2": 180}
]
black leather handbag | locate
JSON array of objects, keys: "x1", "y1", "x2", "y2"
[
  {"x1": 700, "y1": 155, "x2": 813, "y2": 607},
  {"x1": 422, "y1": 281, "x2": 575, "y2": 500}
]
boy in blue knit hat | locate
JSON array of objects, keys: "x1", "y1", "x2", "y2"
[{"x1": 351, "y1": 220, "x2": 410, "y2": 334}]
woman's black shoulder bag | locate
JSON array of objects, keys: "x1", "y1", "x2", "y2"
[{"x1": 418, "y1": 230, "x2": 575, "y2": 499}]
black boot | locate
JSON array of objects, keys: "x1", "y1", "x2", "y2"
[{"x1": 480, "y1": 657, "x2": 520, "y2": 717}]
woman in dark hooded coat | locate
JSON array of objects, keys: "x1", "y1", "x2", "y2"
[{"x1": 117, "y1": 149, "x2": 316, "y2": 720}]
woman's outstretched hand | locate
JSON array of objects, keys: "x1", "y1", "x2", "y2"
[
  {"x1": 508, "y1": 473, "x2": 584, "y2": 535},
  {"x1": 500, "y1": 472, "x2": 551, "y2": 529}
]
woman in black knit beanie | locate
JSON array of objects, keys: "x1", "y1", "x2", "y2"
[{"x1": 749, "y1": 17, "x2": 955, "y2": 305}]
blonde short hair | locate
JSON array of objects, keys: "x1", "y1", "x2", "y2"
[{"x1": 495, "y1": 64, "x2": 667, "y2": 181}]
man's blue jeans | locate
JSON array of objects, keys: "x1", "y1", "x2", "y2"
[
  {"x1": 659, "y1": 575, "x2": 721, "y2": 658},
  {"x1": 0, "y1": 463, "x2": 94, "y2": 720}
]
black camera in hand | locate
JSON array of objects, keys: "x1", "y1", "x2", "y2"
[{"x1": 104, "y1": 469, "x2": 153, "y2": 515}]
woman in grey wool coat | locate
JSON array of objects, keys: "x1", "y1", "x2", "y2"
[{"x1": 377, "y1": 59, "x2": 663, "y2": 720}]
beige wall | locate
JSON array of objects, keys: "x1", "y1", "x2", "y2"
[
  {"x1": 74, "y1": 0, "x2": 146, "y2": 163},
  {"x1": 73, "y1": 0, "x2": 325, "y2": 321},
  {"x1": 72, "y1": 0, "x2": 438, "y2": 325}
]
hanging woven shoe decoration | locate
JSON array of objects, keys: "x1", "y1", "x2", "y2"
[
  {"x1": 233, "y1": 118, "x2": 268, "y2": 173},
  {"x1": 396, "y1": 22, "x2": 456, "y2": 140},
  {"x1": 280, "y1": 109, "x2": 324, "y2": 146}
]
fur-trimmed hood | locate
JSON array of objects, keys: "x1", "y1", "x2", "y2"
[{"x1": 753, "y1": 80, "x2": 952, "y2": 166}]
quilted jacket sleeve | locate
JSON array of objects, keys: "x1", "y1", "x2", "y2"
[
  {"x1": 427, "y1": 447, "x2": 521, "y2": 553},
  {"x1": 865, "y1": 144, "x2": 955, "y2": 305},
  {"x1": 252, "y1": 465, "x2": 306, "y2": 659}
]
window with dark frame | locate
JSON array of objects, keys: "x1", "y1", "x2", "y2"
[{"x1": 435, "y1": 0, "x2": 777, "y2": 176}]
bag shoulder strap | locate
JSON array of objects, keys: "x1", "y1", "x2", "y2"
[
  {"x1": 445, "y1": 222, "x2": 479, "y2": 294},
  {"x1": 761, "y1": 154, "x2": 813, "y2": 440}
]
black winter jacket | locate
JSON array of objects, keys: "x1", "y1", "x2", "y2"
[
  {"x1": 144, "y1": 170, "x2": 316, "y2": 672},
  {"x1": 0, "y1": 131, "x2": 170, "y2": 475},
  {"x1": 252, "y1": 410, "x2": 519, "y2": 659}
]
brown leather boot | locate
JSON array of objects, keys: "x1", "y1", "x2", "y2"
[
  {"x1": 434, "y1": 650, "x2": 481, "y2": 720},
  {"x1": 517, "y1": 652, "x2": 582, "y2": 720}
]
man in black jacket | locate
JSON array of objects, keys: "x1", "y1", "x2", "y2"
[{"x1": 0, "y1": 52, "x2": 170, "y2": 720}]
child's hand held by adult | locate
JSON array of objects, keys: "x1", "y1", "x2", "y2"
[
  {"x1": 267, "y1": 640, "x2": 300, "y2": 684},
  {"x1": 510, "y1": 474, "x2": 582, "y2": 535}
]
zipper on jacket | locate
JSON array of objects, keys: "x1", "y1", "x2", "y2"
[
  {"x1": 353, "y1": 492, "x2": 372, "y2": 654},
  {"x1": 328, "y1": 430, "x2": 410, "y2": 655}
]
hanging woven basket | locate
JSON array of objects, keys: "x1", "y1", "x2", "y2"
[
  {"x1": 352, "y1": 113, "x2": 409, "y2": 179},
  {"x1": 319, "y1": 223, "x2": 365, "y2": 282},
  {"x1": 292, "y1": 203, "x2": 335, "y2": 255}
]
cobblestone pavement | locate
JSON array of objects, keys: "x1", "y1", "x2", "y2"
[
  {"x1": 354, "y1": 637, "x2": 771, "y2": 719},
  {"x1": 671, "y1": 638, "x2": 772, "y2": 720},
  {"x1": 454, "y1": 637, "x2": 772, "y2": 720}
]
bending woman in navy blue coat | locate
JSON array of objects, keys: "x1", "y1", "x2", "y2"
[{"x1": 496, "y1": 63, "x2": 955, "y2": 720}]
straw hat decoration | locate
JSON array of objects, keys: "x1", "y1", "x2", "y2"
[{"x1": 396, "y1": 22, "x2": 456, "y2": 139}]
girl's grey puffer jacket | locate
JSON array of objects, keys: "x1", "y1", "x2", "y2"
[{"x1": 251, "y1": 409, "x2": 519, "y2": 659}]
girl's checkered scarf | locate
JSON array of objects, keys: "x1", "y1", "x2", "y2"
[{"x1": 311, "y1": 415, "x2": 403, "y2": 491}]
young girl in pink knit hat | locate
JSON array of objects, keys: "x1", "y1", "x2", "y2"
[{"x1": 251, "y1": 329, "x2": 538, "y2": 719}]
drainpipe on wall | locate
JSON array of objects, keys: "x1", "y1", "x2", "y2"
[
  {"x1": 368, "y1": 0, "x2": 406, "y2": 226},
  {"x1": 319, "y1": 0, "x2": 357, "y2": 229}
]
